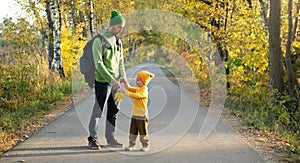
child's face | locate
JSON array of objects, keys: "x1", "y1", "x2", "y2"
[{"x1": 136, "y1": 76, "x2": 144, "y2": 87}]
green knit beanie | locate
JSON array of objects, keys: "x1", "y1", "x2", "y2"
[{"x1": 109, "y1": 10, "x2": 126, "y2": 27}]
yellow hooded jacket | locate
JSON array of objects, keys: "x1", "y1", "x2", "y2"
[{"x1": 126, "y1": 85, "x2": 148, "y2": 118}]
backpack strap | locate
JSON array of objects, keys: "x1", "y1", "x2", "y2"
[
  {"x1": 94, "y1": 34, "x2": 107, "y2": 60},
  {"x1": 116, "y1": 36, "x2": 122, "y2": 51}
]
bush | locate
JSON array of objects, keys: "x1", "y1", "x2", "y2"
[
  {"x1": 0, "y1": 63, "x2": 73, "y2": 152},
  {"x1": 226, "y1": 93, "x2": 300, "y2": 154}
]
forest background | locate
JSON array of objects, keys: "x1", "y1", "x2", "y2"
[{"x1": 0, "y1": 0, "x2": 299, "y2": 161}]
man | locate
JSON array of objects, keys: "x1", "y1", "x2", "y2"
[{"x1": 87, "y1": 10, "x2": 126, "y2": 150}]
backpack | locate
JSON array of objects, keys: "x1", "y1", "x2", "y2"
[{"x1": 80, "y1": 34, "x2": 106, "y2": 88}]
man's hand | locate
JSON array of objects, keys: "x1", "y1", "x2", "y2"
[{"x1": 112, "y1": 80, "x2": 120, "y2": 89}]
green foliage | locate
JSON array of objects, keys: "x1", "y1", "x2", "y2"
[
  {"x1": 226, "y1": 93, "x2": 300, "y2": 154},
  {"x1": 0, "y1": 67, "x2": 72, "y2": 151}
]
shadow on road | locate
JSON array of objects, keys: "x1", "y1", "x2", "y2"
[{"x1": 3, "y1": 146, "x2": 122, "y2": 158}]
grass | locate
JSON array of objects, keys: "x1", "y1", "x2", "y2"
[
  {"x1": 226, "y1": 95, "x2": 300, "y2": 155},
  {"x1": 0, "y1": 80, "x2": 73, "y2": 153}
]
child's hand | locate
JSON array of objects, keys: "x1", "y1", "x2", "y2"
[{"x1": 119, "y1": 77, "x2": 127, "y2": 83}]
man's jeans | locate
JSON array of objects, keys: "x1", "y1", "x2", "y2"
[{"x1": 88, "y1": 81, "x2": 119, "y2": 141}]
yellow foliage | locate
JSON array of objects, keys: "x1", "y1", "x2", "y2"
[
  {"x1": 61, "y1": 23, "x2": 86, "y2": 77},
  {"x1": 114, "y1": 91, "x2": 124, "y2": 102},
  {"x1": 178, "y1": 0, "x2": 272, "y2": 98},
  {"x1": 292, "y1": 41, "x2": 300, "y2": 50}
]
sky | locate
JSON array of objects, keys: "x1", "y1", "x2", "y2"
[{"x1": 0, "y1": 0, "x2": 25, "y2": 23}]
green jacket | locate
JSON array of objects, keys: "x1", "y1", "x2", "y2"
[{"x1": 92, "y1": 30, "x2": 125, "y2": 84}]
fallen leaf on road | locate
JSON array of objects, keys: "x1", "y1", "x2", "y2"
[{"x1": 257, "y1": 137, "x2": 267, "y2": 142}]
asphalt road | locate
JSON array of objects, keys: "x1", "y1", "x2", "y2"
[{"x1": 0, "y1": 62, "x2": 265, "y2": 163}]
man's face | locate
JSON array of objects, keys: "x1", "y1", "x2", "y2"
[{"x1": 109, "y1": 24, "x2": 124, "y2": 36}]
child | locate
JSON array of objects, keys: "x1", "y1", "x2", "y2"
[{"x1": 119, "y1": 71, "x2": 155, "y2": 152}]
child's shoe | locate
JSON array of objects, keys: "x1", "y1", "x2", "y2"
[
  {"x1": 125, "y1": 146, "x2": 136, "y2": 151},
  {"x1": 140, "y1": 146, "x2": 149, "y2": 152}
]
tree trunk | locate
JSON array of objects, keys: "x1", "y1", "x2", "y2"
[
  {"x1": 88, "y1": 0, "x2": 94, "y2": 37},
  {"x1": 45, "y1": 0, "x2": 55, "y2": 71},
  {"x1": 285, "y1": 0, "x2": 300, "y2": 99},
  {"x1": 268, "y1": 0, "x2": 284, "y2": 95},
  {"x1": 51, "y1": 0, "x2": 65, "y2": 77}
]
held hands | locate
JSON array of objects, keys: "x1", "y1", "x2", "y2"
[
  {"x1": 119, "y1": 77, "x2": 127, "y2": 84},
  {"x1": 112, "y1": 76, "x2": 127, "y2": 90},
  {"x1": 119, "y1": 77, "x2": 129, "y2": 91},
  {"x1": 118, "y1": 77, "x2": 126, "y2": 94}
]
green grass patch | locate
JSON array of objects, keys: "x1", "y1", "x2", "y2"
[{"x1": 0, "y1": 79, "x2": 72, "y2": 153}]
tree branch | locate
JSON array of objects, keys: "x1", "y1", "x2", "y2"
[
  {"x1": 259, "y1": 0, "x2": 269, "y2": 27},
  {"x1": 197, "y1": 0, "x2": 212, "y2": 6},
  {"x1": 292, "y1": 0, "x2": 300, "y2": 42}
]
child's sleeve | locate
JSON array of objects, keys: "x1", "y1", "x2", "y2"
[
  {"x1": 126, "y1": 87, "x2": 147, "y2": 99},
  {"x1": 127, "y1": 85, "x2": 137, "y2": 93}
]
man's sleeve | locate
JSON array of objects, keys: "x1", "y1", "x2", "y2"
[
  {"x1": 119, "y1": 55, "x2": 125, "y2": 78},
  {"x1": 93, "y1": 38, "x2": 115, "y2": 84},
  {"x1": 119, "y1": 42, "x2": 126, "y2": 78}
]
